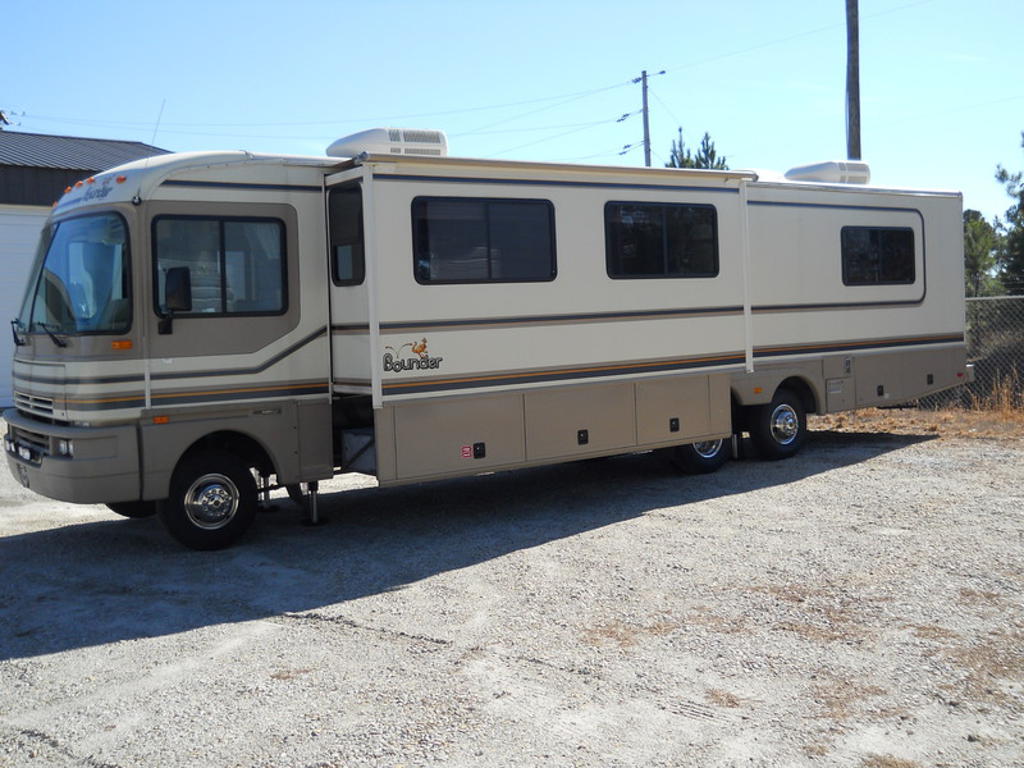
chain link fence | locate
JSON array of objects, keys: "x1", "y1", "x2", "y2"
[{"x1": 920, "y1": 295, "x2": 1024, "y2": 409}]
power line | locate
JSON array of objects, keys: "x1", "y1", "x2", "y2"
[
  {"x1": 25, "y1": 79, "x2": 634, "y2": 132},
  {"x1": 491, "y1": 119, "x2": 626, "y2": 157},
  {"x1": 452, "y1": 116, "x2": 634, "y2": 138},
  {"x1": 655, "y1": 0, "x2": 938, "y2": 76},
  {"x1": 647, "y1": 87, "x2": 684, "y2": 131}
]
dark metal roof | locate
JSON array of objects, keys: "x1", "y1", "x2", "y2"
[{"x1": 0, "y1": 130, "x2": 168, "y2": 172}]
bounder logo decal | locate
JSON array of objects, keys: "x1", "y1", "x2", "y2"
[{"x1": 383, "y1": 338, "x2": 444, "y2": 372}]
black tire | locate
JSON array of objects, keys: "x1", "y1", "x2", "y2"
[
  {"x1": 749, "y1": 388, "x2": 807, "y2": 460},
  {"x1": 106, "y1": 501, "x2": 158, "y2": 519},
  {"x1": 159, "y1": 451, "x2": 258, "y2": 550},
  {"x1": 671, "y1": 438, "x2": 730, "y2": 474}
]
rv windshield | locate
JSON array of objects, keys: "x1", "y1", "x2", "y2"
[{"x1": 18, "y1": 212, "x2": 131, "y2": 336}]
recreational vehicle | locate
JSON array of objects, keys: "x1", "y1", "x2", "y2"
[{"x1": 4, "y1": 129, "x2": 970, "y2": 549}]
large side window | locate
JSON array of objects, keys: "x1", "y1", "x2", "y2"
[
  {"x1": 328, "y1": 185, "x2": 365, "y2": 285},
  {"x1": 412, "y1": 197, "x2": 556, "y2": 284},
  {"x1": 605, "y1": 202, "x2": 718, "y2": 279},
  {"x1": 153, "y1": 216, "x2": 286, "y2": 315},
  {"x1": 841, "y1": 227, "x2": 915, "y2": 285}
]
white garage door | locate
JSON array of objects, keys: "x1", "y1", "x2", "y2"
[{"x1": 0, "y1": 205, "x2": 49, "y2": 408}]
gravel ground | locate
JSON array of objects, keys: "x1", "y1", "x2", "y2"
[{"x1": 0, "y1": 420, "x2": 1022, "y2": 768}]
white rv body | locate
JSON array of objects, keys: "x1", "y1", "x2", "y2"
[{"x1": 4, "y1": 138, "x2": 969, "y2": 547}]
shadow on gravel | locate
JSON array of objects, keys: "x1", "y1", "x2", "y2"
[{"x1": 0, "y1": 430, "x2": 934, "y2": 660}]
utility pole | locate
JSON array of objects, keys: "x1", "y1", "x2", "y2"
[
  {"x1": 846, "y1": 0, "x2": 861, "y2": 160},
  {"x1": 641, "y1": 70, "x2": 652, "y2": 167},
  {"x1": 632, "y1": 69, "x2": 664, "y2": 167}
]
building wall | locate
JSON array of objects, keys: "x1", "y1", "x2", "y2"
[{"x1": 0, "y1": 203, "x2": 49, "y2": 406}]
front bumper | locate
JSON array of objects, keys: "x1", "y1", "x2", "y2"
[{"x1": 3, "y1": 409, "x2": 140, "y2": 504}]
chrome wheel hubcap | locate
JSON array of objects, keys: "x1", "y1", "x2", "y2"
[
  {"x1": 692, "y1": 439, "x2": 724, "y2": 459},
  {"x1": 769, "y1": 404, "x2": 799, "y2": 445},
  {"x1": 183, "y1": 473, "x2": 239, "y2": 530}
]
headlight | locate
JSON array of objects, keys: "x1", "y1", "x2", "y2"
[{"x1": 56, "y1": 439, "x2": 74, "y2": 457}]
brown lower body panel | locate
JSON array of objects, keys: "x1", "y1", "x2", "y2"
[{"x1": 374, "y1": 373, "x2": 731, "y2": 486}]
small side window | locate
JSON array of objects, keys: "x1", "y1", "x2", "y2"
[
  {"x1": 841, "y1": 227, "x2": 915, "y2": 285},
  {"x1": 605, "y1": 202, "x2": 718, "y2": 279},
  {"x1": 328, "y1": 185, "x2": 365, "y2": 285},
  {"x1": 153, "y1": 216, "x2": 286, "y2": 316},
  {"x1": 411, "y1": 197, "x2": 556, "y2": 284}
]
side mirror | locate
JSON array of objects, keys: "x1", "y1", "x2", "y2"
[{"x1": 159, "y1": 267, "x2": 192, "y2": 335}]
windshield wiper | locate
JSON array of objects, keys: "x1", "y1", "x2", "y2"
[
  {"x1": 10, "y1": 319, "x2": 26, "y2": 347},
  {"x1": 38, "y1": 323, "x2": 69, "y2": 348}
]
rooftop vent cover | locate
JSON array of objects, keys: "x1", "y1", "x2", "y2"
[
  {"x1": 326, "y1": 128, "x2": 448, "y2": 158},
  {"x1": 784, "y1": 160, "x2": 871, "y2": 184}
]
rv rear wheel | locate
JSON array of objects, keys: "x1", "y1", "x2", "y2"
[
  {"x1": 106, "y1": 501, "x2": 158, "y2": 519},
  {"x1": 671, "y1": 439, "x2": 730, "y2": 474},
  {"x1": 159, "y1": 451, "x2": 258, "y2": 550},
  {"x1": 749, "y1": 388, "x2": 806, "y2": 460}
]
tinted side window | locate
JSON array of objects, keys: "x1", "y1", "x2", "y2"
[
  {"x1": 412, "y1": 198, "x2": 556, "y2": 283},
  {"x1": 841, "y1": 227, "x2": 915, "y2": 285},
  {"x1": 606, "y1": 202, "x2": 718, "y2": 278},
  {"x1": 328, "y1": 185, "x2": 365, "y2": 285},
  {"x1": 154, "y1": 216, "x2": 286, "y2": 315}
]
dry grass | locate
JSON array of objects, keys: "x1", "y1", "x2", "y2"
[
  {"x1": 968, "y1": 369, "x2": 1024, "y2": 414},
  {"x1": 811, "y1": 404, "x2": 1024, "y2": 440},
  {"x1": 901, "y1": 623, "x2": 961, "y2": 642},
  {"x1": 705, "y1": 688, "x2": 743, "y2": 708},
  {"x1": 270, "y1": 667, "x2": 312, "y2": 680},
  {"x1": 934, "y1": 630, "x2": 1024, "y2": 705},
  {"x1": 582, "y1": 616, "x2": 680, "y2": 648},
  {"x1": 812, "y1": 369, "x2": 1024, "y2": 439},
  {"x1": 812, "y1": 676, "x2": 888, "y2": 721},
  {"x1": 860, "y1": 756, "x2": 923, "y2": 768}
]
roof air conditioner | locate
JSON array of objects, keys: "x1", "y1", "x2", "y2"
[
  {"x1": 326, "y1": 128, "x2": 448, "y2": 159},
  {"x1": 784, "y1": 161, "x2": 870, "y2": 184}
]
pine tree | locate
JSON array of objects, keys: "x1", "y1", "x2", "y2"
[
  {"x1": 666, "y1": 127, "x2": 728, "y2": 170},
  {"x1": 995, "y1": 131, "x2": 1024, "y2": 294},
  {"x1": 963, "y1": 209, "x2": 1004, "y2": 297}
]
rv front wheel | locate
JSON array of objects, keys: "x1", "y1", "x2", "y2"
[
  {"x1": 671, "y1": 439, "x2": 729, "y2": 474},
  {"x1": 749, "y1": 388, "x2": 806, "y2": 460},
  {"x1": 159, "y1": 451, "x2": 258, "y2": 550}
]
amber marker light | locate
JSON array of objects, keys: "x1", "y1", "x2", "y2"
[
  {"x1": 753, "y1": 387, "x2": 763, "y2": 394},
  {"x1": 86, "y1": 177, "x2": 96, "y2": 184},
  {"x1": 75, "y1": 181, "x2": 84, "y2": 188},
  {"x1": 152, "y1": 416, "x2": 170, "y2": 424},
  {"x1": 115, "y1": 175, "x2": 127, "y2": 184},
  {"x1": 64, "y1": 186, "x2": 72, "y2": 194},
  {"x1": 111, "y1": 340, "x2": 133, "y2": 350}
]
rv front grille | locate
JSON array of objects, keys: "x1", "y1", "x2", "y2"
[
  {"x1": 9, "y1": 424, "x2": 50, "y2": 463},
  {"x1": 14, "y1": 391, "x2": 55, "y2": 417}
]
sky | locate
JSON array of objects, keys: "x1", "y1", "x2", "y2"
[{"x1": 4, "y1": 0, "x2": 1022, "y2": 221}]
